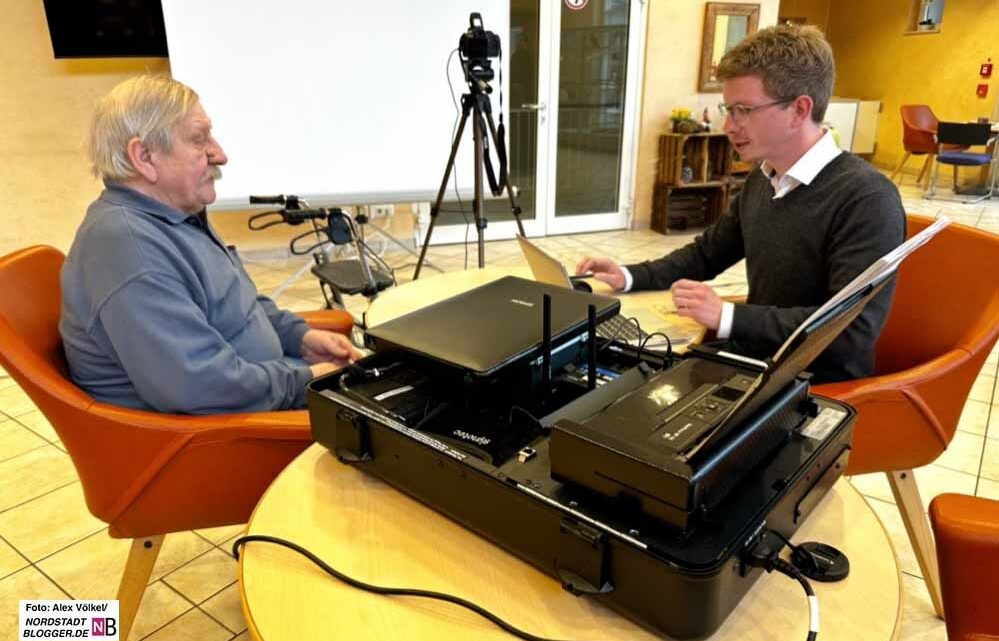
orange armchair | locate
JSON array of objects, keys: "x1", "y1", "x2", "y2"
[
  {"x1": 814, "y1": 215, "x2": 999, "y2": 617},
  {"x1": 890, "y1": 105, "x2": 966, "y2": 188},
  {"x1": 929, "y1": 494, "x2": 999, "y2": 641},
  {"x1": 0, "y1": 245, "x2": 352, "y2": 639}
]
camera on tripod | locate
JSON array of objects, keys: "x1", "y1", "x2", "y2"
[
  {"x1": 459, "y1": 12, "x2": 501, "y2": 89},
  {"x1": 415, "y1": 11, "x2": 523, "y2": 278}
]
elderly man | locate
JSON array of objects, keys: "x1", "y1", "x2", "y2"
[
  {"x1": 60, "y1": 75, "x2": 357, "y2": 414},
  {"x1": 578, "y1": 25, "x2": 905, "y2": 383}
]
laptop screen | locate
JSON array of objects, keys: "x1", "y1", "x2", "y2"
[{"x1": 517, "y1": 235, "x2": 573, "y2": 289}]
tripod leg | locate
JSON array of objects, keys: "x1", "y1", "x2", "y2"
[
  {"x1": 484, "y1": 106, "x2": 527, "y2": 236},
  {"x1": 415, "y1": 97, "x2": 474, "y2": 279},
  {"x1": 472, "y1": 97, "x2": 487, "y2": 268}
]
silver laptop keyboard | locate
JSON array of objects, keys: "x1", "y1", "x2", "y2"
[{"x1": 596, "y1": 314, "x2": 647, "y2": 344}]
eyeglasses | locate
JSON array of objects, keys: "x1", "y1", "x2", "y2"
[{"x1": 718, "y1": 100, "x2": 792, "y2": 123}]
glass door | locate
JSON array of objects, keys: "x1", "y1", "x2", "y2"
[
  {"x1": 425, "y1": 0, "x2": 645, "y2": 244},
  {"x1": 545, "y1": 0, "x2": 643, "y2": 235}
]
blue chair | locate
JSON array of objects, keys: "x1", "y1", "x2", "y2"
[{"x1": 925, "y1": 121, "x2": 995, "y2": 203}]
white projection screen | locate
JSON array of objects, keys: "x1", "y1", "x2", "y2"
[{"x1": 161, "y1": 1, "x2": 509, "y2": 209}]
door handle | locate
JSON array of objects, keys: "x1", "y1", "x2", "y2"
[{"x1": 521, "y1": 103, "x2": 547, "y2": 111}]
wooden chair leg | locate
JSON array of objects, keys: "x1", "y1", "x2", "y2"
[
  {"x1": 916, "y1": 155, "x2": 932, "y2": 187},
  {"x1": 889, "y1": 152, "x2": 910, "y2": 183},
  {"x1": 887, "y1": 470, "x2": 944, "y2": 618},
  {"x1": 117, "y1": 534, "x2": 165, "y2": 640}
]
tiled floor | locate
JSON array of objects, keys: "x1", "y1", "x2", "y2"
[{"x1": 0, "y1": 177, "x2": 997, "y2": 640}]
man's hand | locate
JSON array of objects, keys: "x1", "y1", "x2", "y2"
[
  {"x1": 671, "y1": 280, "x2": 723, "y2": 330},
  {"x1": 301, "y1": 329, "x2": 360, "y2": 367},
  {"x1": 575, "y1": 256, "x2": 626, "y2": 291}
]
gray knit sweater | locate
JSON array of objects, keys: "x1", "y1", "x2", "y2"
[{"x1": 628, "y1": 153, "x2": 906, "y2": 382}]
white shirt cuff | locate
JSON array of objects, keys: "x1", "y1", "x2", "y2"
[
  {"x1": 716, "y1": 301, "x2": 735, "y2": 339},
  {"x1": 621, "y1": 266, "x2": 634, "y2": 292}
]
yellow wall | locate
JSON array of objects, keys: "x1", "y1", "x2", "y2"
[
  {"x1": 825, "y1": 0, "x2": 998, "y2": 171},
  {"x1": 632, "y1": 0, "x2": 779, "y2": 227},
  {"x1": 0, "y1": 2, "x2": 168, "y2": 257},
  {"x1": 777, "y1": 0, "x2": 830, "y2": 31}
]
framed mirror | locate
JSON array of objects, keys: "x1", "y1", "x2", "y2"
[{"x1": 698, "y1": 3, "x2": 760, "y2": 93}]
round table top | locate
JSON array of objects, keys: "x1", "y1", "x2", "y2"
[{"x1": 239, "y1": 444, "x2": 902, "y2": 641}]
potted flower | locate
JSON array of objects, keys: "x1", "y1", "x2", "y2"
[{"x1": 670, "y1": 107, "x2": 701, "y2": 134}]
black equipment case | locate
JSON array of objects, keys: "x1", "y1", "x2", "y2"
[{"x1": 307, "y1": 347, "x2": 855, "y2": 639}]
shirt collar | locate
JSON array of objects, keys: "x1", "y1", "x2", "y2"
[
  {"x1": 760, "y1": 129, "x2": 842, "y2": 187},
  {"x1": 101, "y1": 180, "x2": 204, "y2": 225}
]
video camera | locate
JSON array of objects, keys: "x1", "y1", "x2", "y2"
[{"x1": 459, "y1": 12, "x2": 501, "y2": 88}]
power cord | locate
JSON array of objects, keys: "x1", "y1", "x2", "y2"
[
  {"x1": 232, "y1": 534, "x2": 573, "y2": 641},
  {"x1": 767, "y1": 530, "x2": 850, "y2": 583},
  {"x1": 743, "y1": 532, "x2": 820, "y2": 641},
  {"x1": 638, "y1": 331, "x2": 673, "y2": 369}
]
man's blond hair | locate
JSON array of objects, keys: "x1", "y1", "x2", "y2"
[
  {"x1": 88, "y1": 75, "x2": 199, "y2": 181},
  {"x1": 715, "y1": 24, "x2": 834, "y2": 124}
]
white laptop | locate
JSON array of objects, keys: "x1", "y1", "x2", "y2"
[{"x1": 516, "y1": 235, "x2": 675, "y2": 349}]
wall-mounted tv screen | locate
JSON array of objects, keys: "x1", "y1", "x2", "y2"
[{"x1": 42, "y1": 0, "x2": 169, "y2": 58}]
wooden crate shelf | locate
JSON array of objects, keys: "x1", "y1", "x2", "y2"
[
  {"x1": 652, "y1": 184, "x2": 728, "y2": 233},
  {"x1": 653, "y1": 132, "x2": 747, "y2": 233}
]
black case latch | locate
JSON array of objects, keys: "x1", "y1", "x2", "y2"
[
  {"x1": 334, "y1": 408, "x2": 373, "y2": 463},
  {"x1": 554, "y1": 518, "x2": 614, "y2": 595}
]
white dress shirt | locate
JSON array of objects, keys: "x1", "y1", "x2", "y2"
[{"x1": 622, "y1": 130, "x2": 842, "y2": 339}]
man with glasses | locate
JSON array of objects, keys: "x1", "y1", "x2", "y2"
[{"x1": 577, "y1": 25, "x2": 904, "y2": 382}]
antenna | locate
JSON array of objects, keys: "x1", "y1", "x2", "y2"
[
  {"x1": 541, "y1": 294, "x2": 552, "y2": 394},
  {"x1": 587, "y1": 304, "x2": 597, "y2": 390}
]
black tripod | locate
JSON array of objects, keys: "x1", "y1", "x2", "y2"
[{"x1": 414, "y1": 86, "x2": 526, "y2": 279}]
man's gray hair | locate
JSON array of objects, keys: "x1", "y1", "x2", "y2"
[{"x1": 88, "y1": 75, "x2": 199, "y2": 181}]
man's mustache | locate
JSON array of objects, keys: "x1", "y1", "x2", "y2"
[{"x1": 207, "y1": 165, "x2": 223, "y2": 181}]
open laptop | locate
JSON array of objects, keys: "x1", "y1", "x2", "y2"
[
  {"x1": 365, "y1": 276, "x2": 620, "y2": 378},
  {"x1": 517, "y1": 234, "x2": 670, "y2": 349}
]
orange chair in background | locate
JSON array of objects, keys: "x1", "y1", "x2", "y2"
[
  {"x1": 0, "y1": 246, "x2": 353, "y2": 640},
  {"x1": 813, "y1": 215, "x2": 999, "y2": 618},
  {"x1": 890, "y1": 105, "x2": 966, "y2": 188},
  {"x1": 929, "y1": 494, "x2": 999, "y2": 640}
]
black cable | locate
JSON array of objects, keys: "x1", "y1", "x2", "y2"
[
  {"x1": 289, "y1": 228, "x2": 329, "y2": 256},
  {"x1": 247, "y1": 211, "x2": 289, "y2": 231},
  {"x1": 232, "y1": 535, "x2": 573, "y2": 641},
  {"x1": 772, "y1": 558, "x2": 819, "y2": 641},
  {"x1": 638, "y1": 331, "x2": 673, "y2": 369},
  {"x1": 743, "y1": 533, "x2": 819, "y2": 641},
  {"x1": 413, "y1": 400, "x2": 450, "y2": 430},
  {"x1": 768, "y1": 529, "x2": 799, "y2": 552},
  {"x1": 508, "y1": 404, "x2": 542, "y2": 427},
  {"x1": 767, "y1": 530, "x2": 837, "y2": 578}
]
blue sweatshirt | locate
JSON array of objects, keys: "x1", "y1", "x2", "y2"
[{"x1": 60, "y1": 182, "x2": 313, "y2": 414}]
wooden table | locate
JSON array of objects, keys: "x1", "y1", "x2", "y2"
[
  {"x1": 238, "y1": 445, "x2": 902, "y2": 641},
  {"x1": 362, "y1": 266, "x2": 706, "y2": 350}
]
